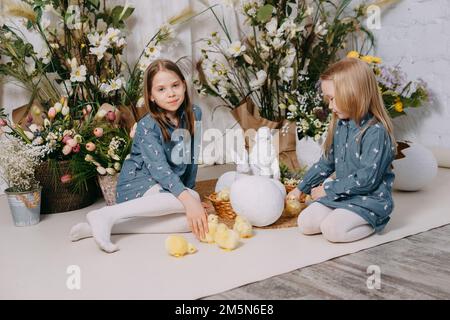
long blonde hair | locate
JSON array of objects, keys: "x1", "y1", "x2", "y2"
[{"x1": 321, "y1": 57, "x2": 396, "y2": 157}]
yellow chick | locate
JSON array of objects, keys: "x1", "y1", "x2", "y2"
[
  {"x1": 217, "y1": 187, "x2": 230, "y2": 201},
  {"x1": 214, "y1": 223, "x2": 240, "y2": 251},
  {"x1": 285, "y1": 199, "x2": 303, "y2": 216},
  {"x1": 165, "y1": 235, "x2": 197, "y2": 257},
  {"x1": 200, "y1": 214, "x2": 219, "y2": 243},
  {"x1": 233, "y1": 215, "x2": 253, "y2": 238}
]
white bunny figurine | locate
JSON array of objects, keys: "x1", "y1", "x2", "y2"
[{"x1": 249, "y1": 127, "x2": 280, "y2": 180}]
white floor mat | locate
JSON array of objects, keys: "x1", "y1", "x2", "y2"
[{"x1": 1, "y1": 169, "x2": 449, "y2": 299}]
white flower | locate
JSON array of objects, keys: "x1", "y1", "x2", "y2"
[
  {"x1": 249, "y1": 70, "x2": 267, "y2": 90},
  {"x1": 24, "y1": 57, "x2": 36, "y2": 75},
  {"x1": 144, "y1": 44, "x2": 161, "y2": 58},
  {"x1": 32, "y1": 136, "x2": 44, "y2": 145},
  {"x1": 270, "y1": 37, "x2": 285, "y2": 50},
  {"x1": 54, "y1": 102, "x2": 62, "y2": 113},
  {"x1": 305, "y1": 6, "x2": 314, "y2": 16},
  {"x1": 159, "y1": 24, "x2": 175, "y2": 40},
  {"x1": 61, "y1": 105, "x2": 70, "y2": 116},
  {"x1": 278, "y1": 66, "x2": 294, "y2": 82},
  {"x1": 68, "y1": 58, "x2": 86, "y2": 82},
  {"x1": 137, "y1": 97, "x2": 145, "y2": 108},
  {"x1": 89, "y1": 46, "x2": 108, "y2": 61},
  {"x1": 36, "y1": 47, "x2": 51, "y2": 64},
  {"x1": 97, "y1": 166, "x2": 107, "y2": 175},
  {"x1": 87, "y1": 32, "x2": 102, "y2": 47},
  {"x1": 281, "y1": 46, "x2": 296, "y2": 67},
  {"x1": 265, "y1": 18, "x2": 278, "y2": 37},
  {"x1": 288, "y1": 104, "x2": 297, "y2": 112},
  {"x1": 227, "y1": 41, "x2": 246, "y2": 57},
  {"x1": 105, "y1": 27, "x2": 121, "y2": 44}
]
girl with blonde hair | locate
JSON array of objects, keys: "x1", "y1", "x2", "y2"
[{"x1": 287, "y1": 57, "x2": 397, "y2": 243}]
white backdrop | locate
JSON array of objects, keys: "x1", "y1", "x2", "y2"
[{"x1": 1, "y1": 0, "x2": 450, "y2": 193}]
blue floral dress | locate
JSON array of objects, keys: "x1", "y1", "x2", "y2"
[
  {"x1": 297, "y1": 113, "x2": 396, "y2": 233},
  {"x1": 115, "y1": 105, "x2": 202, "y2": 203}
]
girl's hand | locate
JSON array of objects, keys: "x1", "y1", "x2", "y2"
[
  {"x1": 185, "y1": 200, "x2": 209, "y2": 240},
  {"x1": 311, "y1": 185, "x2": 326, "y2": 200},
  {"x1": 286, "y1": 187, "x2": 303, "y2": 202},
  {"x1": 178, "y1": 191, "x2": 209, "y2": 240}
]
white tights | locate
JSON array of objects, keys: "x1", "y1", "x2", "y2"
[
  {"x1": 70, "y1": 184, "x2": 199, "y2": 253},
  {"x1": 298, "y1": 202, "x2": 375, "y2": 243}
]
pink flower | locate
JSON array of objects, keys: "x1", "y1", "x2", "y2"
[
  {"x1": 48, "y1": 107, "x2": 56, "y2": 119},
  {"x1": 72, "y1": 144, "x2": 81, "y2": 153},
  {"x1": 62, "y1": 144, "x2": 72, "y2": 155},
  {"x1": 60, "y1": 174, "x2": 72, "y2": 184},
  {"x1": 66, "y1": 138, "x2": 77, "y2": 148},
  {"x1": 62, "y1": 135, "x2": 72, "y2": 145},
  {"x1": 0, "y1": 119, "x2": 7, "y2": 127},
  {"x1": 94, "y1": 127, "x2": 103, "y2": 137},
  {"x1": 86, "y1": 142, "x2": 96, "y2": 151},
  {"x1": 107, "y1": 111, "x2": 116, "y2": 122}
]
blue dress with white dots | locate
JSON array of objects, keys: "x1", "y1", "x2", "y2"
[
  {"x1": 115, "y1": 105, "x2": 202, "y2": 203},
  {"x1": 297, "y1": 113, "x2": 396, "y2": 233}
]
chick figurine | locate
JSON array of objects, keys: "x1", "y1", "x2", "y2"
[
  {"x1": 200, "y1": 214, "x2": 219, "y2": 243},
  {"x1": 285, "y1": 199, "x2": 303, "y2": 216},
  {"x1": 217, "y1": 187, "x2": 230, "y2": 201},
  {"x1": 233, "y1": 215, "x2": 253, "y2": 238},
  {"x1": 165, "y1": 235, "x2": 197, "y2": 257},
  {"x1": 214, "y1": 223, "x2": 240, "y2": 251}
]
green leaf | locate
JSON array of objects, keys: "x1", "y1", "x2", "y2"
[
  {"x1": 111, "y1": 6, "x2": 135, "y2": 26},
  {"x1": 256, "y1": 4, "x2": 274, "y2": 23},
  {"x1": 88, "y1": 0, "x2": 100, "y2": 9}
]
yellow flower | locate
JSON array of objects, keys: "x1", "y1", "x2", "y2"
[
  {"x1": 372, "y1": 56, "x2": 382, "y2": 64},
  {"x1": 394, "y1": 98, "x2": 403, "y2": 113},
  {"x1": 360, "y1": 55, "x2": 373, "y2": 64},
  {"x1": 347, "y1": 51, "x2": 360, "y2": 59}
]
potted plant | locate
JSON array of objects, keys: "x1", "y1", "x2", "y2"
[{"x1": 0, "y1": 133, "x2": 47, "y2": 226}]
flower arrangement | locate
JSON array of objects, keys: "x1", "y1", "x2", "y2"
[
  {"x1": 347, "y1": 51, "x2": 430, "y2": 118},
  {"x1": 0, "y1": 133, "x2": 48, "y2": 192},
  {"x1": 84, "y1": 126, "x2": 132, "y2": 177},
  {"x1": 0, "y1": 1, "x2": 200, "y2": 193},
  {"x1": 194, "y1": 0, "x2": 373, "y2": 123}
]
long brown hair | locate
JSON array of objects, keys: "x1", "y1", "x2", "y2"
[
  {"x1": 143, "y1": 59, "x2": 195, "y2": 141},
  {"x1": 320, "y1": 57, "x2": 396, "y2": 157}
]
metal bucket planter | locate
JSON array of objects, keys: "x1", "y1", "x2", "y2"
[{"x1": 5, "y1": 186, "x2": 42, "y2": 227}]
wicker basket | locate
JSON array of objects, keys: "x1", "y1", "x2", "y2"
[
  {"x1": 284, "y1": 184, "x2": 296, "y2": 194},
  {"x1": 35, "y1": 160, "x2": 99, "y2": 214},
  {"x1": 205, "y1": 192, "x2": 237, "y2": 220}
]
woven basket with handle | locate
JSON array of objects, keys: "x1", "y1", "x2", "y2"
[{"x1": 205, "y1": 192, "x2": 237, "y2": 220}]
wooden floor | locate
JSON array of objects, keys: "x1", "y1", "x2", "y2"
[{"x1": 203, "y1": 224, "x2": 450, "y2": 300}]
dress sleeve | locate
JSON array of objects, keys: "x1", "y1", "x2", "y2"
[
  {"x1": 297, "y1": 144, "x2": 335, "y2": 194},
  {"x1": 324, "y1": 125, "x2": 394, "y2": 199},
  {"x1": 137, "y1": 119, "x2": 186, "y2": 197}
]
